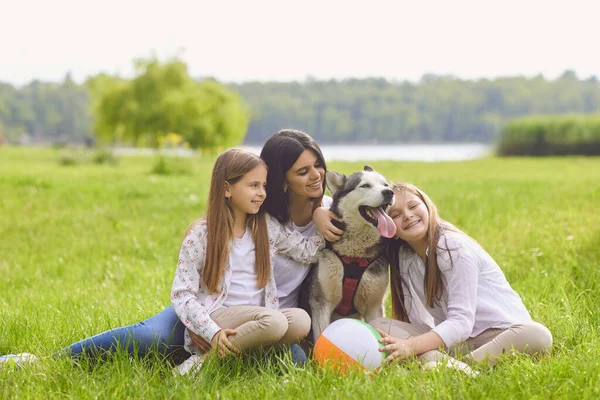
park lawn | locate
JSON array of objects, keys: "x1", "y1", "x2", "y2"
[{"x1": 1, "y1": 147, "x2": 599, "y2": 399}]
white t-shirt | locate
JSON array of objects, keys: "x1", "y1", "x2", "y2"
[
  {"x1": 399, "y1": 228, "x2": 531, "y2": 349},
  {"x1": 224, "y1": 227, "x2": 264, "y2": 307},
  {"x1": 275, "y1": 196, "x2": 333, "y2": 309}
]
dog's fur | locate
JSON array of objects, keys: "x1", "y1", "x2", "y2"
[{"x1": 309, "y1": 166, "x2": 396, "y2": 340}]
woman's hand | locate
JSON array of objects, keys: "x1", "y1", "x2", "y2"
[
  {"x1": 376, "y1": 328, "x2": 416, "y2": 363},
  {"x1": 313, "y1": 207, "x2": 344, "y2": 242},
  {"x1": 210, "y1": 329, "x2": 239, "y2": 358},
  {"x1": 188, "y1": 329, "x2": 211, "y2": 353}
]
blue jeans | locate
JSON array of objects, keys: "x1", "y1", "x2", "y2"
[
  {"x1": 58, "y1": 306, "x2": 188, "y2": 362},
  {"x1": 57, "y1": 305, "x2": 307, "y2": 364}
]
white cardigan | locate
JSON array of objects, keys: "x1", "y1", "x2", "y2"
[{"x1": 171, "y1": 214, "x2": 324, "y2": 353}]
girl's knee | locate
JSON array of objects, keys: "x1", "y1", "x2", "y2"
[
  {"x1": 522, "y1": 321, "x2": 553, "y2": 353},
  {"x1": 514, "y1": 321, "x2": 552, "y2": 354},
  {"x1": 259, "y1": 310, "x2": 289, "y2": 343},
  {"x1": 286, "y1": 308, "x2": 310, "y2": 327},
  {"x1": 286, "y1": 309, "x2": 311, "y2": 339}
]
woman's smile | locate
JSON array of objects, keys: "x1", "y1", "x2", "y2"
[{"x1": 308, "y1": 180, "x2": 321, "y2": 189}]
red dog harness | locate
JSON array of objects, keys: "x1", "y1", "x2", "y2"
[{"x1": 333, "y1": 254, "x2": 381, "y2": 316}]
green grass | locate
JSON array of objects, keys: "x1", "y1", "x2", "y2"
[{"x1": 1, "y1": 147, "x2": 599, "y2": 399}]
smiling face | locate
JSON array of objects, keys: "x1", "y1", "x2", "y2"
[
  {"x1": 388, "y1": 190, "x2": 430, "y2": 245},
  {"x1": 285, "y1": 149, "x2": 325, "y2": 199},
  {"x1": 328, "y1": 168, "x2": 397, "y2": 238},
  {"x1": 225, "y1": 165, "x2": 268, "y2": 218}
]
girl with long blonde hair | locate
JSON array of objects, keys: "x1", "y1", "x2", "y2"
[
  {"x1": 171, "y1": 148, "x2": 325, "y2": 374},
  {"x1": 371, "y1": 182, "x2": 552, "y2": 367}
]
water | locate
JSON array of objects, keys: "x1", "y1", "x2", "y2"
[
  {"x1": 246, "y1": 143, "x2": 492, "y2": 162},
  {"x1": 115, "y1": 143, "x2": 492, "y2": 162}
]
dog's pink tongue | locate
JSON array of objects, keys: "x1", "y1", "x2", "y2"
[{"x1": 372, "y1": 207, "x2": 397, "y2": 238}]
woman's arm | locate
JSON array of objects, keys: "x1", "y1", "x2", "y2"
[{"x1": 170, "y1": 224, "x2": 222, "y2": 344}]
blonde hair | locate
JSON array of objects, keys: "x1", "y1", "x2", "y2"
[
  {"x1": 388, "y1": 182, "x2": 458, "y2": 322},
  {"x1": 192, "y1": 148, "x2": 270, "y2": 294}
]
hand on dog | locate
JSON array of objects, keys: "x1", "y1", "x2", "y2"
[
  {"x1": 376, "y1": 328, "x2": 416, "y2": 363},
  {"x1": 313, "y1": 207, "x2": 344, "y2": 242},
  {"x1": 210, "y1": 329, "x2": 239, "y2": 358},
  {"x1": 188, "y1": 329, "x2": 212, "y2": 353}
]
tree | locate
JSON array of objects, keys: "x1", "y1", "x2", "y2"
[{"x1": 87, "y1": 57, "x2": 250, "y2": 149}]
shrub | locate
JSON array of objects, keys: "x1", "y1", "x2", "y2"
[
  {"x1": 498, "y1": 114, "x2": 600, "y2": 156},
  {"x1": 92, "y1": 150, "x2": 119, "y2": 165},
  {"x1": 150, "y1": 156, "x2": 192, "y2": 175},
  {"x1": 58, "y1": 153, "x2": 79, "y2": 166}
]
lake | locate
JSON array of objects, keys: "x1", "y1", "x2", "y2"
[
  {"x1": 247, "y1": 143, "x2": 492, "y2": 162},
  {"x1": 115, "y1": 143, "x2": 493, "y2": 162}
]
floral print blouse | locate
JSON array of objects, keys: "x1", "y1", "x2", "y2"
[{"x1": 171, "y1": 214, "x2": 324, "y2": 353}]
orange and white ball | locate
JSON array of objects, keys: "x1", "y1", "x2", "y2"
[{"x1": 313, "y1": 318, "x2": 387, "y2": 373}]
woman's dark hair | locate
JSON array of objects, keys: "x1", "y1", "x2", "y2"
[{"x1": 260, "y1": 129, "x2": 327, "y2": 223}]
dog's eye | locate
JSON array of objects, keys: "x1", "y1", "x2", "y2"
[{"x1": 360, "y1": 183, "x2": 371, "y2": 188}]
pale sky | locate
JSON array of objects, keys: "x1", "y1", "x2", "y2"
[{"x1": 1, "y1": 0, "x2": 599, "y2": 86}]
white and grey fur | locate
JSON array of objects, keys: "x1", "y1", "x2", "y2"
[{"x1": 309, "y1": 166, "x2": 394, "y2": 341}]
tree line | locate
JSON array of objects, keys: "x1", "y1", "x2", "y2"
[{"x1": 1, "y1": 67, "x2": 599, "y2": 146}]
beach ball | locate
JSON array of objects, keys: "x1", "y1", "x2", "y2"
[{"x1": 313, "y1": 318, "x2": 387, "y2": 373}]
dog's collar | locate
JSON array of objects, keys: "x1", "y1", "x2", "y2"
[
  {"x1": 326, "y1": 242, "x2": 382, "y2": 268},
  {"x1": 333, "y1": 250, "x2": 382, "y2": 269},
  {"x1": 339, "y1": 255, "x2": 375, "y2": 268}
]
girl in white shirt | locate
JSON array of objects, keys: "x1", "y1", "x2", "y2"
[
  {"x1": 185, "y1": 129, "x2": 340, "y2": 356},
  {"x1": 171, "y1": 148, "x2": 325, "y2": 374},
  {"x1": 371, "y1": 182, "x2": 552, "y2": 366}
]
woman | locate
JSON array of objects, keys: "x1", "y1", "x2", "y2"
[
  {"x1": 0, "y1": 129, "x2": 342, "y2": 366},
  {"x1": 260, "y1": 129, "x2": 339, "y2": 309}
]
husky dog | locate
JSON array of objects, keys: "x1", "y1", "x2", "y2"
[{"x1": 309, "y1": 166, "x2": 397, "y2": 341}]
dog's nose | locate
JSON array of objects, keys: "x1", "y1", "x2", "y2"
[{"x1": 382, "y1": 188, "x2": 393, "y2": 198}]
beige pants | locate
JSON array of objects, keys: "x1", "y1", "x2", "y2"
[
  {"x1": 210, "y1": 306, "x2": 311, "y2": 351},
  {"x1": 370, "y1": 318, "x2": 552, "y2": 366},
  {"x1": 457, "y1": 320, "x2": 553, "y2": 364}
]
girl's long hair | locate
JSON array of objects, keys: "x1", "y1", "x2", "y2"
[
  {"x1": 388, "y1": 182, "x2": 457, "y2": 322},
  {"x1": 197, "y1": 148, "x2": 270, "y2": 294}
]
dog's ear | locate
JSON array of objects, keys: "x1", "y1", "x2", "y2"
[
  {"x1": 364, "y1": 165, "x2": 374, "y2": 172},
  {"x1": 326, "y1": 171, "x2": 346, "y2": 196}
]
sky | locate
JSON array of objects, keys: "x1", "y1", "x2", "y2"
[{"x1": 1, "y1": 0, "x2": 599, "y2": 86}]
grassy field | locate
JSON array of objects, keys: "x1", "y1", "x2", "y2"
[{"x1": 1, "y1": 147, "x2": 599, "y2": 399}]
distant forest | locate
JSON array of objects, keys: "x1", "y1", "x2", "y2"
[{"x1": 1, "y1": 70, "x2": 599, "y2": 145}]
